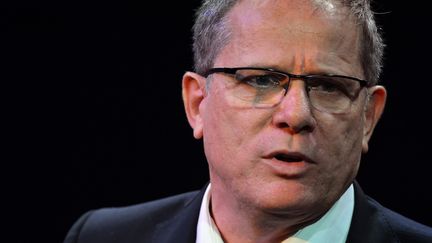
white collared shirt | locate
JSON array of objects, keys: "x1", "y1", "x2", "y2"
[{"x1": 196, "y1": 183, "x2": 354, "y2": 243}]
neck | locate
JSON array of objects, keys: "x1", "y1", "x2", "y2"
[{"x1": 209, "y1": 186, "x2": 321, "y2": 243}]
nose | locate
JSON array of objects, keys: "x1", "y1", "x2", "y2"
[{"x1": 272, "y1": 80, "x2": 316, "y2": 134}]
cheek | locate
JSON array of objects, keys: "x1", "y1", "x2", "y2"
[
  {"x1": 202, "y1": 94, "x2": 242, "y2": 149},
  {"x1": 201, "y1": 89, "x2": 272, "y2": 172},
  {"x1": 203, "y1": 84, "x2": 268, "y2": 143},
  {"x1": 314, "y1": 111, "x2": 364, "y2": 167},
  {"x1": 201, "y1": 92, "x2": 242, "y2": 167}
]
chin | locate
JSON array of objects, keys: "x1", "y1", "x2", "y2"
[{"x1": 253, "y1": 179, "x2": 324, "y2": 214}]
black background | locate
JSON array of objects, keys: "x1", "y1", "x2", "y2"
[{"x1": 4, "y1": 0, "x2": 431, "y2": 242}]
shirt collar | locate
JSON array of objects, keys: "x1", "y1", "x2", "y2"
[
  {"x1": 196, "y1": 183, "x2": 224, "y2": 243},
  {"x1": 196, "y1": 183, "x2": 354, "y2": 243}
]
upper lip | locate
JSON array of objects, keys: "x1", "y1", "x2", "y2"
[{"x1": 263, "y1": 151, "x2": 316, "y2": 164}]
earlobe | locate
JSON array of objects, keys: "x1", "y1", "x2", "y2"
[
  {"x1": 182, "y1": 71, "x2": 206, "y2": 139},
  {"x1": 362, "y1": 86, "x2": 387, "y2": 153}
]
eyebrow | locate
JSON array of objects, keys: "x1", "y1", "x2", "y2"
[{"x1": 242, "y1": 64, "x2": 338, "y2": 76}]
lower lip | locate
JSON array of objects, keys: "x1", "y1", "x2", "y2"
[{"x1": 263, "y1": 158, "x2": 311, "y2": 177}]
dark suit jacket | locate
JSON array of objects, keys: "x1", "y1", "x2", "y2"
[{"x1": 64, "y1": 182, "x2": 432, "y2": 243}]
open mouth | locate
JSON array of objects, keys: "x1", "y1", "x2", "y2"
[{"x1": 274, "y1": 153, "x2": 304, "y2": 163}]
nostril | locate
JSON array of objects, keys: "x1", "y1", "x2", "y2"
[
  {"x1": 273, "y1": 117, "x2": 315, "y2": 134},
  {"x1": 276, "y1": 121, "x2": 289, "y2": 129}
]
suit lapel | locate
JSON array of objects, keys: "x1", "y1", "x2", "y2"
[{"x1": 152, "y1": 184, "x2": 207, "y2": 243}]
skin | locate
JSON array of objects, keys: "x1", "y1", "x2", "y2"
[{"x1": 182, "y1": 0, "x2": 387, "y2": 242}]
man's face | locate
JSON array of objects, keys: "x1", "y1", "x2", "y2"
[{"x1": 183, "y1": 0, "x2": 386, "y2": 220}]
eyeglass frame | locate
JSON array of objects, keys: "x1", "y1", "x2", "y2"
[{"x1": 204, "y1": 66, "x2": 369, "y2": 99}]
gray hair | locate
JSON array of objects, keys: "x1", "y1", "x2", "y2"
[{"x1": 192, "y1": 0, "x2": 385, "y2": 85}]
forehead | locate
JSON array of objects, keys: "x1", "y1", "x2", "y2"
[
  {"x1": 217, "y1": 0, "x2": 362, "y2": 75},
  {"x1": 228, "y1": 0, "x2": 351, "y2": 32}
]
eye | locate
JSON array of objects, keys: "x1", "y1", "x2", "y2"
[
  {"x1": 236, "y1": 74, "x2": 282, "y2": 89},
  {"x1": 306, "y1": 76, "x2": 351, "y2": 96}
]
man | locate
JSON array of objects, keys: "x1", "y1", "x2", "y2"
[{"x1": 65, "y1": 0, "x2": 432, "y2": 242}]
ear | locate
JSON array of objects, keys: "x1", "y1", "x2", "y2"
[
  {"x1": 362, "y1": 85, "x2": 387, "y2": 153},
  {"x1": 182, "y1": 71, "x2": 206, "y2": 139}
]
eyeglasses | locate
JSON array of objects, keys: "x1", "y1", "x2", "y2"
[{"x1": 204, "y1": 67, "x2": 370, "y2": 114}]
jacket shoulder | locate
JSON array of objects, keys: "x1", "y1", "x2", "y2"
[
  {"x1": 64, "y1": 190, "x2": 200, "y2": 243},
  {"x1": 348, "y1": 182, "x2": 432, "y2": 243},
  {"x1": 366, "y1": 196, "x2": 432, "y2": 243}
]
